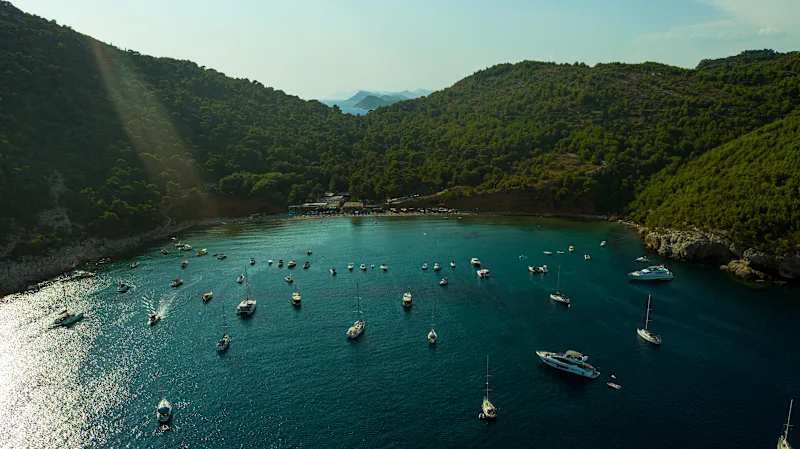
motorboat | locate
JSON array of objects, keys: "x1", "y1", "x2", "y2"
[
  {"x1": 535, "y1": 349, "x2": 601, "y2": 379},
  {"x1": 291, "y1": 287, "x2": 301, "y2": 306},
  {"x1": 236, "y1": 274, "x2": 245, "y2": 284},
  {"x1": 72, "y1": 270, "x2": 95, "y2": 279},
  {"x1": 584, "y1": 254, "x2": 591, "y2": 260},
  {"x1": 439, "y1": 278, "x2": 448, "y2": 286},
  {"x1": 380, "y1": 264, "x2": 387, "y2": 271},
  {"x1": 347, "y1": 263, "x2": 354, "y2": 270},
  {"x1": 635, "y1": 256, "x2": 649, "y2": 263},
  {"x1": 202, "y1": 292, "x2": 213, "y2": 302},
  {"x1": 600, "y1": 240, "x2": 607, "y2": 247},
  {"x1": 549, "y1": 266, "x2": 570, "y2": 307},
  {"x1": 285, "y1": 275, "x2": 293, "y2": 283},
  {"x1": 53, "y1": 309, "x2": 84, "y2": 327},
  {"x1": 568, "y1": 246, "x2": 574, "y2": 252},
  {"x1": 629, "y1": 265, "x2": 674, "y2": 281},
  {"x1": 172, "y1": 279, "x2": 183, "y2": 288},
  {"x1": 402, "y1": 292, "x2": 413, "y2": 308},
  {"x1": 130, "y1": 262, "x2": 139, "y2": 268},
  {"x1": 288, "y1": 260, "x2": 297, "y2": 268},
  {"x1": 470, "y1": 258, "x2": 481, "y2": 267},
  {"x1": 450, "y1": 261, "x2": 456, "y2": 268},
  {"x1": 148, "y1": 313, "x2": 160, "y2": 326},
  {"x1": 360, "y1": 264, "x2": 367, "y2": 271},
  {"x1": 278, "y1": 259, "x2": 284, "y2": 267},
  {"x1": 433, "y1": 262, "x2": 442, "y2": 271},
  {"x1": 543, "y1": 250, "x2": 553, "y2": 256},
  {"x1": 161, "y1": 249, "x2": 169, "y2": 255},
  {"x1": 181, "y1": 244, "x2": 193, "y2": 252},
  {"x1": 778, "y1": 399, "x2": 793, "y2": 449},
  {"x1": 637, "y1": 295, "x2": 662, "y2": 345},
  {"x1": 303, "y1": 261, "x2": 310, "y2": 269},
  {"x1": 556, "y1": 250, "x2": 565, "y2": 254},
  {"x1": 307, "y1": 250, "x2": 313, "y2": 255},
  {"x1": 212, "y1": 253, "x2": 218, "y2": 257},
  {"x1": 174, "y1": 241, "x2": 185, "y2": 248},
  {"x1": 217, "y1": 254, "x2": 227, "y2": 260},
  {"x1": 479, "y1": 356, "x2": 497, "y2": 420},
  {"x1": 330, "y1": 268, "x2": 337, "y2": 275},
  {"x1": 607, "y1": 382, "x2": 622, "y2": 390},
  {"x1": 529, "y1": 265, "x2": 548, "y2": 274},
  {"x1": 477, "y1": 269, "x2": 490, "y2": 278},
  {"x1": 157, "y1": 394, "x2": 172, "y2": 423},
  {"x1": 181, "y1": 260, "x2": 188, "y2": 268},
  {"x1": 250, "y1": 258, "x2": 255, "y2": 265},
  {"x1": 268, "y1": 259, "x2": 273, "y2": 265},
  {"x1": 117, "y1": 282, "x2": 130, "y2": 293},
  {"x1": 421, "y1": 263, "x2": 429, "y2": 270},
  {"x1": 216, "y1": 331, "x2": 230, "y2": 351},
  {"x1": 197, "y1": 248, "x2": 208, "y2": 256},
  {"x1": 347, "y1": 288, "x2": 365, "y2": 339},
  {"x1": 370, "y1": 264, "x2": 375, "y2": 269}
]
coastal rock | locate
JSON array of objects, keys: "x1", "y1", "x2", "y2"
[
  {"x1": 640, "y1": 228, "x2": 738, "y2": 264},
  {"x1": 743, "y1": 248, "x2": 800, "y2": 280},
  {"x1": 720, "y1": 259, "x2": 773, "y2": 282}
]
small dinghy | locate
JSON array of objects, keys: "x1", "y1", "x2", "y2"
[{"x1": 607, "y1": 382, "x2": 622, "y2": 390}]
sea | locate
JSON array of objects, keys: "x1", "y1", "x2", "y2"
[{"x1": 0, "y1": 216, "x2": 797, "y2": 448}]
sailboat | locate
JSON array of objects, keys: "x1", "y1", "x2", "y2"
[
  {"x1": 778, "y1": 399, "x2": 793, "y2": 449},
  {"x1": 216, "y1": 296, "x2": 230, "y2": 351},
  {"x1": 346, "y1": 285, "x2": 365, "y2": 339},
  {"x1": 479, "y1": 356, "x2": 497, "y2": 420},
  {"x1": 637, "y1": 295, "x2": 662, "y2": 345},
  {"x1": 428, "y1": 303, "x2": 437, "y2": 344},
  {"x1": 291, "y1": 283, "x2": 301, "y2": 306},
  {"x1": 236, "y1": 266, "x2": 256, "y2": 315},
  {"x1": 53, "y1": 285, "x2": 84, "y2": 327},
  {"x1": 549, "y1": 266, "x2": 570, "y2": 307}
]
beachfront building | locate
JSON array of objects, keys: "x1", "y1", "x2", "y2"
[{"x1": 342, "y1": 202, "x2": 364, "y2": 213}]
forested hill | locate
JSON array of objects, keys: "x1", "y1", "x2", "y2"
[
  {"x1": 630, "y1": 113, "x2": 800, "y2": 254},
  {"x1": 2, "y1": 0, "x2": 800, "y2": 260}
]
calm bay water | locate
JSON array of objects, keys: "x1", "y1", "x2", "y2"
[{"x1": 1, "y1": 216, "x2": 798, "y2": 448}]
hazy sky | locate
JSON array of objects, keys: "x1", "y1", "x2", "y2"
[{"x1": 14, "y1": 0, "x2": 800, "y2": 99}]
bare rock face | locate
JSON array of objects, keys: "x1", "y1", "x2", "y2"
[
  {"x1": 743, "y1": 249, "x2": 800, "y2": 280},
  {"x1": 720, "y1": 259, "x2": 773, "y2": 282},
  {"x1": 641, "y1": 229, "x2": 738, "y2": 264}
]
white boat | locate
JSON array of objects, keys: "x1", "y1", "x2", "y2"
[
  {"x1": 584, "y1": 254, "x2": 591, "y2": 260},
  {"x1": 536, "y1": 350, "x2": 600, "y2": 379},
  {"x1": 568, "y1": 246, "x2": 574, "y2": 252},
  {"x1": 197, "y1": 248, "x2": 208, "y2": 256},
  {"x1": 778, "y1": 399, "x2": 793, "y2": 449},
  {"x1": 268, "y1": 259, "x2": 273, "y2": 265},
  {"x1": 635, "y1": 256, "x2": 649, "y2": 263},
  {"x1": 217, "y1": 254, "x2": 227, "y2": 260},
  {"x1": 130, "y1": 262, "x2": 139, "y2": 268},
  {"x1": 607, "y1": 382, "x2": 622, "y2": 390},
  {"x1": 428, "y1": 309, "x2": 437, "y2": 344},
  {"x1": 171, "y1": 279, "x2": 182, "y2": 288},
  {"x1": 528, "y1": 265, "x2": 548, "y2": 274},
  {"x1": 629, "y1": 265, "x2": 674, "y2": 281},
  {"x1": 307, "y1": 250, "x2": 313, "y2": 255},
  {"x1": 543, "y1": 250, "x2": 553, "y2": 256},
  {"x1": 181, "y1": 244, "x2": 193, "y2": 251},
  {"x1": 202, "y1": 292, "x2": 213, "y2": 302},
  {"x1": 53, "y1": 287, "x2": 83, "y2": 326},
  {"x1": 402, "y1": 292, "x2": 413, "y2": 308},
  {"x1": 637, "y1": 295, "x2": 662, "y2": 345},
  {"x1": 174, "y1": 241, "x2": 185, "y2": 248},
  {"x1": 148, "y1": 313, "x2": 160, "y2": 326},
  {"x1": 285, "y1": 275, "x2": 293, "y2": 283},
  {"x1": 303, "y1": 261, "x2": 310, "y2": 269},
  {"x1": 181, "y1": 260, "x2": 188, "y2": 268},
  {"x1": 236, "y1": 274, "x2": 245, "y2": 284},
  {"x1": 421, "y1": 263, "x2": 429, "y2": 270},
  {"x1": 161, "y1": 249, "x2": 169, "y2": 255},
  {"x1": 292, "y1": 284, "x2": 301, "y2": 306},
  {"x1": 380, "y1": 264, "x2": 387, "y2": 271},
  {"x1": 72, "y1": 270, "x2": 95, "y2": 279},
  {"x1": 278, "y1": 259, "x2": 283, "y2": 267},
  {"x1": 439, "y1": 278, "x2": 448, "y2": 286},
  {"x1": 360, "y1": 264, "x2": 367, "y2": 271},
  {"x1": 347, "y1": 287, "x2": 365, "y2": 339},
  {"x1": 117, "y1": 282, "x2": 130, "y2": 293},
  {"x1": 250, "y1": 258, "x2": 255, "y2": 265},
  {"x1": 556, "y1": 250, "x2": 565, "y2": 254},
  {"x1": 288, "y1": 260, "x2": 296, "y2": 268},
  {"x1": 477, "y1": 269, "x2": 490, "y2": 278},
  {"x1": 330, "y1": 268, "x2": 337, "y2": 275},
  {"x1": 348, "y1": 263, "x2": 354, "y2": 270},
  {"x1": 433, "y1": 262, "x2": 441, "y2": 271},
  {"x1": 450, "y1": 261, "x2": 456, "y2": 268},
  {"x1": 370, "y1": 264, "x2": 375, "y2": 269},
  {"x1": 479, "y1": 356, "x2": 497, "y2": 420},
  {"x1": 157, "y1": 394, "x2": 172, "y2": 423},
  {"x1": 236, "y1": 268, "x2": 256, "y2": 315},
  {"x1": 216, "y1": 294, "x2": 230, "y2": 351},
  {"x1": 470, "y1": 258, "x2": 481, "y2": 267},
  {"x1": 600, "y1": 240, "x2": 607, "y2": 247},
  {"x1": 549, "y1": 266, "x2": 570, "y2": 307}
]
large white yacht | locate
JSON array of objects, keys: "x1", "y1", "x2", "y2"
[
  {"x1": 536, "y1": 350, "x2": 601, "y2": 379},
  {"x1": 629, "y1": 265, "x2": 674, "y2": 281},
  {"x1": 637, "y1": 295, "x2": 662, "y2": 345},
  {"x1": 778, "y1": 399, "x2": 793, "y2": 449},
  {"x1": 157, "y1": 394, "x2": 172, "y2": 423}
]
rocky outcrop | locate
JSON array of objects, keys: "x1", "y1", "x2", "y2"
[{"x1": 635, "y1": 226, "x2": 800, "y2": 283}]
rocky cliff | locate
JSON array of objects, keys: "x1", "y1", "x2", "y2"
[{"x1": 635, "y1": 226, "x2": 800, "y2": 282}]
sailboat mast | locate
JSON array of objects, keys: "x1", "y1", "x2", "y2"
[
  {"x1": 785, "y1": 399, "x2": 794, "y2": 439},
  {"x1": 645, "y1": 295, "x2": 652, "y2": 330},
  {"x1": 555, "y1": 266, "x2": 561, "y2": 292},
  {"x1": 485, "y1": 356, "x2": 491, "y2": 399}
]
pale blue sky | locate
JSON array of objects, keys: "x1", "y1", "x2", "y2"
[{"x1": 14, "y1": 0, "x2": 800, "y2": 99}]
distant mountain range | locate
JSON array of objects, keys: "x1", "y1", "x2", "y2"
[{"x1": 321, "y1": 89, "x2": 434, "y2": 113}]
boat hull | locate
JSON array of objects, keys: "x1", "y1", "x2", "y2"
[
  {"x1": 536, "y1": 351, "x2": 600, "y2": 379},
  {"x1": 637, "y1": 328, "x2": 662, "y2": 345},
  {"x1": 54, "y1": 312, "x2": 84, "y2": 327}
]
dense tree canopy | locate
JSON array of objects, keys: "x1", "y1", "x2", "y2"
[{"x1": 1, "y1": 1, "x2": 799, "y2": 258}]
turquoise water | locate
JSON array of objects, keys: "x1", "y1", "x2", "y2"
[{"x1": 1, "y1": 216, "x2": 798, "y2": 448}]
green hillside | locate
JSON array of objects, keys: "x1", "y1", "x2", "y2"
[
  {"x1": 630, "y1": 113, "x2": 800, "y2": 254},
  {"x1": 2, "y1": 0, "x2": 800, "y2": 259}
]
